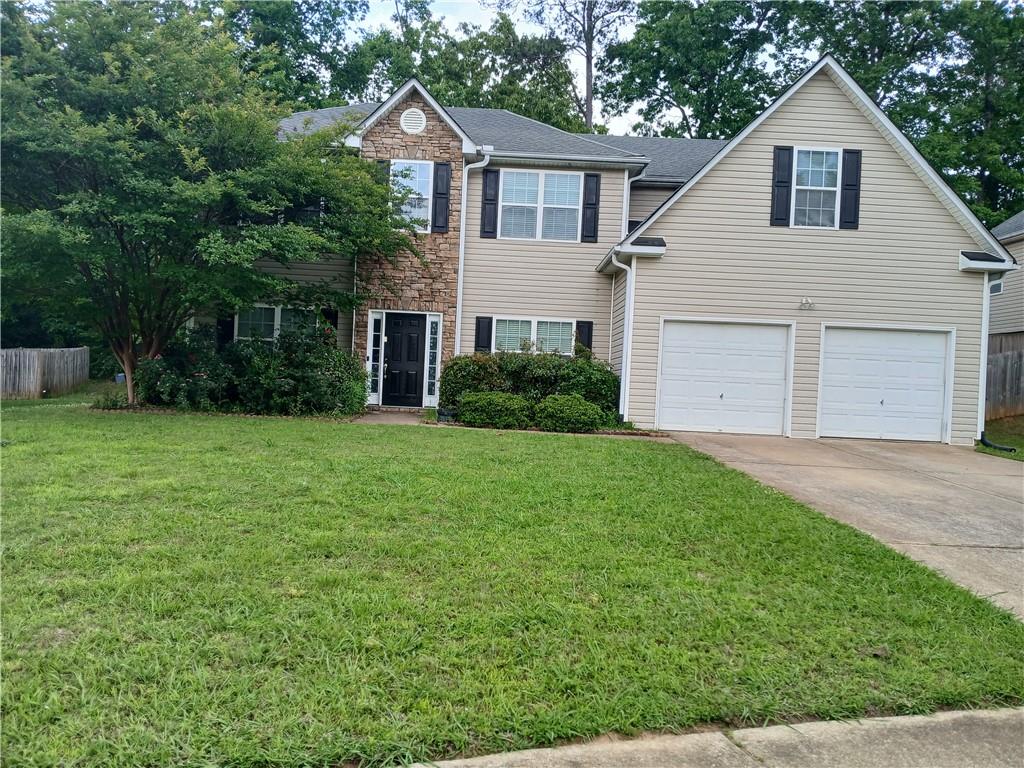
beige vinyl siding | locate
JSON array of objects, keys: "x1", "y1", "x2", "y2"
[
  {"x1": 626, "y1": 69, "x2": 986, "y2": 444},
  {"x1": 990, "y1": 239, "x2": 1024, "y2": 335},
  {"x1": 629, "y1": 185, "x2": 678, "y2": 222},
  {"x1": 609, "y1": 269, "x2": 627, "y2": 371},
  {"x1": 459, "y1": 165, "x2": 624, "y2": 359},
  {"x1": 255, "y1": 257, "x2": 356, "y2": 350}
]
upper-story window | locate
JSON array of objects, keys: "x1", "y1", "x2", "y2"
[
  {"x1": 792, "y1": 148, "x2": 840, "y2": 228},
  {"x1": 391, "y1": 159, "x2": 433, "y2": 233},
  {"x1": 499, "y1": 170, "x2": 582, "y2": 241}
]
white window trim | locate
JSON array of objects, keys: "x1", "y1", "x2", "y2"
[
  {"x1": 234, "y1": 304, "x2": 318, "y2": 341},
  {"x1": 390, "y1": 158, "x2": 433, "y2": 234},
  {"x1": 496, "y1": 168, "x2": 584, "y2": 243},
  {"x1": 790, "y1": 146, "x2": 843, "y2": 230},
  {"x1": 491, "y1": 315, "x2": 577, "y2": 355}
]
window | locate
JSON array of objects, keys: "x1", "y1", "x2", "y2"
[
  {"x1": 499, "y1": 170, "x2": 581, "y2": 241},
  {"x1": 235, "y1": 305, "x2": 317, "y2": 340},
  {"x1": 793, "y1": 149, "x2": 840, "y2": 228},
  {"x1": 236, "y1": 306, "x2": 276, "y2": 340},
  {"x1": 391, "y1": 160, "x2": 432, "y2": 233},
  {"x1": 990, "y1": 275, "x2": 1004, "y2": 295},
  {"x1": 493, "y1": 318, "x2": 575, "y2": 355},
  {"x1": 494, "y1": 318, "x2": 533, "y2": 351}
]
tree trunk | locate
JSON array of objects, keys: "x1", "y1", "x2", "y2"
[
  {"x1": 110, "y1": 339, "x2": 138, "y2": 405},
  {"x1": 585, "y1": 46, "x2": 594, "y2": 130}
]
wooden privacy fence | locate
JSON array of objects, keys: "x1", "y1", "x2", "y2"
[
  {"x1": 1, "y1": 347, "x2": 90, "y2": 399},
  {"x1": 987, "y1": 349, "x2": 1024, "y2": 421}
]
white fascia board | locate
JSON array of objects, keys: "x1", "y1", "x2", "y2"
[
  {"x1": 486, "y1": 151, "x2": 649, "y2": 167},
  {"x1": 350, "y1": 78, "x2": 477, "y2": 154},
  {"x1": 622, "y1": 55, "x2": 1015, "y2": 265}
]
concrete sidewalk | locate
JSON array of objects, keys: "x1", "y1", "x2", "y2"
[{"x1": 414, "y1": 708, "x2": 1023, "y2": 767}]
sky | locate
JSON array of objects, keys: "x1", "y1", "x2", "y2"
[{"x1": 361, "y1": 0, "x2": 644, "y2": 133}]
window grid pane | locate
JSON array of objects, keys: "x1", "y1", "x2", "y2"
[
  {"x1": 391, "y1": 161, "x2": 432, "y2": 232},
  {"x1": 237, "y1": 307, "x2": 276, "y2": 339},
  {"x1": 541, "y1": 207, "x2": 579, "y2": 240},
  {"x1": 794, "y1": 189, "x2": 836, "y2": 227},
  {"x1": 500, "y1": 205, "x2": 538, "y2": 238},
  {"x1": 495, "y1": 319, "x2": 532, "y2": 351},
  {"x1": 370, "y1": 316, "x2": 382, "y2": 394},
  {"x1": 502, "y1": 172, "x2": 539, "y2": 204},
  {"x1": 536, "y1": 321, "x2": 573, "y2": 354},
  {"x1": 280, "y1": 308, "x2": 314, "y2": 333},
  {"x1": 543, "y1": 174, "x2": 580, "y2": 206},
  {"x1": 427, "y1": 319, "x2": 439, "y2": 397}
]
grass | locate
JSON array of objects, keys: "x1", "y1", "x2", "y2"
[
  {"x1": 3, "y1": 400, "x2": 1023, "y2": 767},
  {"x1": 978, "y1": 416, "x2": 1024, "y2": 461}
]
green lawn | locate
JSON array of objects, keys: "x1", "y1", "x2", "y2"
[
  {"x1": 3, "y1": 397, "x2": 1023, "y2": 767},
  {"x1": 979, "y1": 415, "x2": 1024, "y2": 461}
]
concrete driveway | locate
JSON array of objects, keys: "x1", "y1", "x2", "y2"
[{"x1": 670, "y1": 433, "x2": 1024, "y2": 618}]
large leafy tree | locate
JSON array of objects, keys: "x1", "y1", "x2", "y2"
[
  {"x1": 1, "y1": 1, "x2": 414, "y2": 402},
  {"x1": 337, "y1": 2, "x2": 586, "y2": 131},
  {"x1": 497, "y1": 0, "x2": 635, "y2": 130},
  {"x1": 599, "y1": 0, "x2": 799, "y2": 138},
  {"x1": 789, "y1": 0, "x2": 1023, "y2": 224},
  {"x1": 221, "y1": 0, "x2": 369, "y2": 107}
]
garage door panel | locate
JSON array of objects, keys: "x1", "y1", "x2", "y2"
[
  {"x1": 820, "y1": 328, "x2": 948, "y2": 442},
  {"x1": 659, "y1": 322, "x2": 789, "y2": 435}
]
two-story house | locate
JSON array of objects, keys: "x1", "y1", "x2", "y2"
[{"x1": 267, "y1": 55, "x2": 1015, "y2": 444}]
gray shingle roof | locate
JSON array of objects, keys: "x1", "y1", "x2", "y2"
[
  {"x1": 279, "y1": 102, "x2": 642, "y2": 160},
  {"x1": 579, "y1": 135, "x2": 728, "y2": 182},
  {"x1": 446, "y1": 108, "x2": 639, "y2": 159},
  {"x1": 992, "y1": 209, "x2": 1024, "y2": 241}
]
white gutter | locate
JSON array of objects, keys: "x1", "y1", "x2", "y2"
[
  {"x1": 454, "y1": 150, "x2": 492, "y2": 355},
  {"x1": 610, "y1": 251, "x2": 635, "y2": 420}
]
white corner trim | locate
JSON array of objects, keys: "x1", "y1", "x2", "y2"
[
  {"x1": 978, "y1": 277, "x2": 991, "y2": 439},
  {"x1": 609, "y1": 252, "x2": 636, "y2": 420},
  {"x1": 351, "y1": 78, "x2": 476, "y2": 154},
  {"x1": 620, "y1": 169, "x2": 630, "y2": 238},
  {"x1": 623, "y1": 56, "x2": 1014, "y2": 264}
]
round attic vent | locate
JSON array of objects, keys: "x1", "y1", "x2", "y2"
[{"x1": 399, "y1": 107, "x2": 427, "y2": 134}]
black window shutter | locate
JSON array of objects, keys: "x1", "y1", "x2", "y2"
[
  {"x1": 770, "y1": 146, "x2": 793, "y2": 226},
  {"x1": 216, "y1": 315, "x2": 235, "y2": 349},
  {"x1": 575, "y1": 320, "x2": 594, "y2": 351},
  {"x1": 474, "y1": 316, "x2": 493, "y2": 352},
  {"x1": 431, "y1": 162, "x2": 451, "y2": 233},
  {"x1": 321, "y1": 308, "x2": 339, "y2": 330},
  {"x1": 581, "y1": 173, "x2": 601, "y2": 242},
  {"x1": 839, "y1": 149, "x2": 862, "y2": 230},
  {"x1": 480, "y1": 168, "x2": 499, "y2": 238},
  {"x1": 376, "y1": 159, "x2": 390, "y2": 183}
]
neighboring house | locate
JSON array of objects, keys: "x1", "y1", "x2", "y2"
[
  {"x1": 990, "y1": 209, "x2": 1024, "y2": 350},
  {"x1": 263, "y1": 55, "x2": 1014, "y2": 444}
]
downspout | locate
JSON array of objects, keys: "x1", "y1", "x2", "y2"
[
  {"x1": 976, "y1": 273, "x2": 991, "y2": 440},
  {"x1": 610, "y1": 249, "x2": 634, "y2": 420},
  {"x1": 454, "y1": 150, "x2": 492, "y2": 355}
]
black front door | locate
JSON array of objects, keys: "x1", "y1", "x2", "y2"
[{"x1": 382, "y1": 313, "x2": 426, "y2": 407}]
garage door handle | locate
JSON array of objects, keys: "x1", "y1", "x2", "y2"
[
  {"x1": 880, "y1": 399, "x2": 884, "y2": 406},
  {"x1": 720, "y1": 393, "x2": 724, "y2": 399}
]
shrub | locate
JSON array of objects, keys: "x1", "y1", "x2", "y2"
[
  {"x1": 221, "y1": 325, "x2": 366, "y2": 416},
  {"x1": 457, "y1": 392, "x2": 532, "y2": 430},
  {"x1": 556, "y1": 355, "x2": 619, "y2": 414},
  {"x1": 438, "y1": 353, "x2": 503, "y2": 410},
  {"x1": 438, "y1": 350, "x2": 620, "y2": 421},
  {"x1": 91, "y1": 389, "x2": 130, "y2": 410},
  {"x1": 534, "y1": 393, "x2": 604, "y2": 433},
  {"x1": 136, "y1": 328, "x2": 231, "y2": 411},
  {"x1": 136, "y1": 324, "x2": 366, "y2": 417}
]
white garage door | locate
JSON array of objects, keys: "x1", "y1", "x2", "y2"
[
  {"x1": 819, "y1": 327, "x2": 948, "y2": 442},
  {"x1": 658, "y1": 321, "x2": 789, "y2": 434}
]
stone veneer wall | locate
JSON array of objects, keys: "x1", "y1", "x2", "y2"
[{"x1": 354, "y1": 94, "x2": 464, "y2": 386}]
